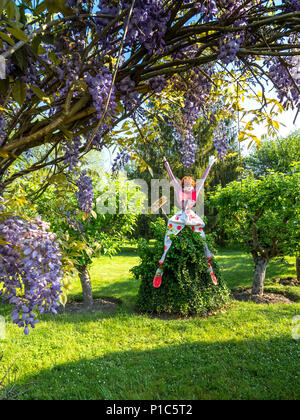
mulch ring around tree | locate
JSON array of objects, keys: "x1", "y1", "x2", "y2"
[
  {"x1": 271, "y1": 277, "x2": 300, "y2": 287},
  {"x1": 57, "y1": 297, "x2": 121, "y2": 314},
  {"x1": 231, "y1": 288, "x2": 298, "y2": 304}
]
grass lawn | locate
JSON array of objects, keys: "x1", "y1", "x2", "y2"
[{"x1": 0, "y1": 246, "x2": 299, "y2": 400}]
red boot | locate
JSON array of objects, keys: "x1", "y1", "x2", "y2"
[
  {"x1": 153, "y1": 263, "x2": 163, "y2": 288},
  {"x1": 206, "y1": 257, "x2": 218, "y2": 285},
  {"x1": 210, "y1": 271, "x2": 218, "y2": 285}
]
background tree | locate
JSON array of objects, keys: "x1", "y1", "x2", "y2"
[
  {"x1": 245, "y1": 131, "x2": 300, "y2": 280},
  {"x1": 34, "y1": 169, "x2": 145, "y2": 309},
  {"x1": 245, "y1": 130, "x2": 300, "y2": 177},
  {"x1": 209, "y1": 168, "x2": 300, "y2": 296}
]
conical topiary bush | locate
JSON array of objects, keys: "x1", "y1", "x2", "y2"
[{"x1": 131, "y1": 218, "x2": 230, "y2": 316}]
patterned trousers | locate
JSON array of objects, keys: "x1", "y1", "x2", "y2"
[
  {"x1": 153, "y1": 209, "x2": 218, "y2": 287},
  {"x1": 159, "y1": 209, "x2": 214, "y2": 264}
]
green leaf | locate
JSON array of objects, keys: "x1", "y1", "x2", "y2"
[
  {"x1": 37, "y1": 46, "x2": 47, "y2": 55},
  {"x1": 0, "y1": 150, "x2": 9, "y2": 158},
  {"x1": 12, "y1": 45, "x2": 28, "y2": 70},
  {"x1": 59, "y1": 292, "x2": 68, "y2": 306},
  {"x1": 31, "y1": 35, "x2": 42, "y2": 53},
  {"x1": 58, "y1": 125, "x2": 73, "y2": 139},
  {"x1": 6, "y1": 26, "x2": 29, "y2": 42},
  {"x1": 0, "y1": 0, "x2": 10, "y2": 14},
  {"x1": 45, "y1": 0, "x2": 69, "y2": 14},
  {"x1": 35, "y1": 1, "x2": 47, "y2": 15},
  {"x1": 0, "y1": 31, "x2": 15, "y2": 46},
  {"x1": 6, "y1": 1, "x2": 15, "y2": 20},
  {"x1": 30, "y1": 85, "x2": 53, "y2": 104},
  {"x1": 49, "y1": 174, "x2": 67, "y2": 184},
  {"x1": 91, "y1": 210, "x2": 97, "y2": 219},
  {"x1": 12, "y1": 80, "x2": 27, "y2": 106},
  {"x1": 0, "y1": 80, "x2": 9, "y2": 96},
  {"x1": 48, "y1": 51, "x2": 60, "y2": 66}
]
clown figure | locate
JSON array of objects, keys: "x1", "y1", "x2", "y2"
[{"x1": 153, "y1": 156, "x2": 218, "y2": 288}]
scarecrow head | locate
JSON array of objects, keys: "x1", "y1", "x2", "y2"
[{"x1": 181, "y1": 176, "x2": 196, "y2": 193}]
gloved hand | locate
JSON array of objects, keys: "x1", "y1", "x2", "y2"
[{"x1": 209, "y1": 155, "x2": 216, "y2": 166}]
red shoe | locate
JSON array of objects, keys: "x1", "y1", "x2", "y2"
[
  {"x1": 153, "y1": 274, "x2": 162, "y2": 288},
  {"x1": 153, "y1": 266, "x2": 163, "y2": 288},
  {"x1": 206, "y1": 257, "x2": 218, "y2": 285},
  {"x1": 211, "y1": 272, "x2": 218, "y2": 285}
]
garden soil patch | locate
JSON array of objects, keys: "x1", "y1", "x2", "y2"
[
  {"x1": 271, "y1": 277, "x2": 300, "y2": 286},
  {"x1": 58, "y1": 297, "x2": 120, "y2": 314},
  {"x1": 231, "y1": 288, "x2": 296, "y2": 304}
]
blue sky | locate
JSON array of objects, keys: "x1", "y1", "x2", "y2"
[{"x1": 240, "y1": 83, "x2": 300, "y2": 155}]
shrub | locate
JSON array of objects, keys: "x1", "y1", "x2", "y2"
[{"x1": 131, "y1": 219, "x2": 230, "y2": 316}]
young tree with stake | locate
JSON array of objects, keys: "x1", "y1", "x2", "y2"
[{"x1": 210, "y1": 169, "x2": 300, "y2": 296}]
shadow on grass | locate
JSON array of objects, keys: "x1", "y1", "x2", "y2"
[
  {"x1": 216, "y1": 250, "x2": 296, "y2": 290},
  {"x1": 1, "y1": 296, "x2": 296, "y2": 329},
  {"x1": 70, "y1": 278, "x2": 140, "y2": 310},
  {"x1": 14, "y1": 337, "x2": 299, "y2": 400},
  {"x1": 0, "y1": 300, "x2": 126, "y2": 328},
  {"x1": 115, "y1": 246, "x2": 138, "y2": 258},
  {"x1": 93, "y1": 279, "x2": 140, "y2": 298}
]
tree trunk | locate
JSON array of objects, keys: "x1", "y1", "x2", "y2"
[
  {"x1": 296, "y1": 256, "x2": 300, "y2": 284},
  {"x1": 78, "y1": 264, "x2": 93, "y2": 309},
  {"x1": 252, "y1": 255, "x2": 268, "y2": 296}
]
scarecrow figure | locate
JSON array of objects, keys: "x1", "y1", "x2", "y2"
[{"x1": 153, "y1": 156, "x2": 218, "y2": 288}]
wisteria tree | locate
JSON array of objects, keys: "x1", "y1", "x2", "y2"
[
  {"x1": 1, "y1": 0, "x2": 300, "y2": 332},
  {"x1": 0, "y1": 0, "x2": 299, "y2": 185}
]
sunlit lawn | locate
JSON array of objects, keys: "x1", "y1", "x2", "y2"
[{"x1": 0, "y1": 246, "x2": 299, "y2": 400}]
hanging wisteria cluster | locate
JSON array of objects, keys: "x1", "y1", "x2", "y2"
[
  {"x1": 85, "y1": 129, "x2": 107, "y2": 151},
  {"x1": 117, "y1": 75, "x2": 141, "y2": 111},
  {"x1": 173, "y1": 66, "x2": 215, "y2": 167},
  {"x1": 75, "y1": 170, "x2": 95, "y2": 214},
  {"x1": 213, "y1": 120, "x2": 233, "y2": 159},
  {"x1": 0, "y1": 216, "x2": 63, "y2": 334},
  {"x1": 125, "y1": 0, "x2": 170, "y2": 55},
  {"x1": 218, "y1": 33, "x2": 245, "y2": 64},
  {"x1": 84, "y1": 69, "x2": 117, "y2": 119},
  {"x1": 65, "y1": 209, "x2": 84, "y2": 233},
  {"x1": 0, "y1": 115, "x2": 6, "y2": 146},
  {"x1": 112, "y1": 148, "x2": 131, "y2": 174},
  {"x1": 285, "y1": 0, "x2": 300, "y2": 12},
  {"x1": 196, "y1": 0, "x2": 218, "y2": 22},
  {"x1": 148, "y1": 76, "x2": 167, "y2": 93},
  {"x1": 266, "y1": 55, "x2": 300, "y2": 110},
  {"x1": 63, "y1": 135, "x2": 82, "y2": 172}
]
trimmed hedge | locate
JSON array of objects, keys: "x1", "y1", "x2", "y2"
[{"x1": 132, "y1": 218, "x2": 230, "y2": 316}]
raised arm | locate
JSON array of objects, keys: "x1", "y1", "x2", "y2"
[
  {"x1": 163, "y1": 157, "x2": 181, "y2": 191},
  {"x1": 196, "y1": 156, "x2": 216, "y2": 194}
]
